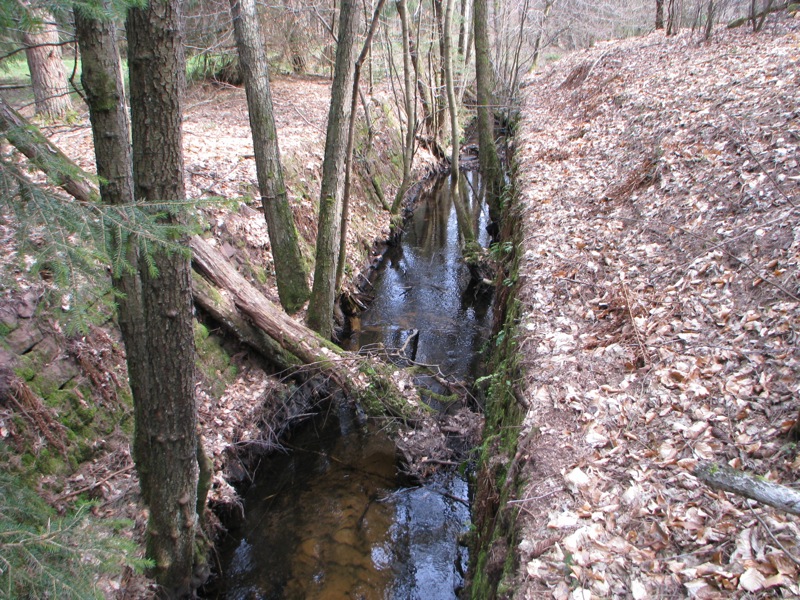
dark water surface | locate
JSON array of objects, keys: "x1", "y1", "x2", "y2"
[{"x1": 209, "y1": 174, "x2": 491, "y2": 599}]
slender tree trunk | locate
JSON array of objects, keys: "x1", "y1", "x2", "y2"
[
  {"x1": 335, "y1": 0, "x2": 387, "y2": 292},
  {"x1": 306, "y1": 0, "x2": 360, "y2": 339},
  {"x1": 473, "y1": 0, "x2": 503, "y2": 224},
  {"x1": 229, "y1": 0, "x2": 310, "y2": 313},
  {"x1": 21, "y1": 9, "x2": 73, "y2": 119},
  {"x1": 391, "y1": 0, "x2": 417, "y2": 214},
  {"x1": 0, "y1": 96, "x2": 93, "y2": 201},
  {"x1": 656, "y1": 0, "x2": 665, "y2": 28},
  {"x1": 127, "y1": 1, "x2": 200, "y2": 595},
  {"x1": 443, "y1": 0, "x2": 459, "y2": 182}
]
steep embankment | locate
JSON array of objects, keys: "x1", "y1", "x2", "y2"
[{"x1": 482, "y1": 14, "x2": 800, "y2": 599}]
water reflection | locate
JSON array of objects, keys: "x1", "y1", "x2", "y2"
[
  {"x1": 209, "y1": 174, "x2": 488, "y2": 599},
  {"x1": 348, "y1": 173, "x2": 493, "y2": 380},
  {"x1": 211, "y1": 411, "x2": 469, "y2": 599}
]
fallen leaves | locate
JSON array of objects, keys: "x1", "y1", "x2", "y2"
[{"x1": 510, "y1": 13, "x2": 800, "y2": 600}]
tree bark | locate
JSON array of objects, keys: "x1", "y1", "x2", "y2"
[
  {"x1": 473, "y1": 0, "x2": 503, "y2": 224},
  {"x1": 335, "y1": 0, "x2": 387, "y2": 292},
  {"x1": 127, "y1": 1, "x2": 200, "y2": 595},
  {"x1": 306, "y1": 0, "x2": 360, "y2": 339},
  {"x1": 0, "y1": 96, "x2": 93, "y2": 201},
  {"x1": 229, "y1": 0, "x2": 310, "y2": 314},
  {"x1": 192, "y1": 271, "x2": 301, "y2": 372},
  {"x1": 695, "y1": 462, "x2": 800, "y2": 516},
  {"x1": 656, "y1": 0, "x2": 665, "y2": 29},
  {"x1": 21, "y1": 9, "x2": 73, "y2": 119},
  {"x1": 443, "y1": 0, "x2": 459, "y2": 183},
  {"x1": 391, "y1": 0, "x2": 417, "y2": 215}
]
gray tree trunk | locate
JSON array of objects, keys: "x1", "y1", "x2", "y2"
[
  {"x1": 127, "y1": 1, "x2": 201, "y2": 595},
  {"x1": 229, "y1": 0, "x2": 310, "y2": 314},
  {"x1": 473, "y1": 0, "x2": 503, "y2": 224},
  {"x1": 443, "y1": 0, "x2": 459, "y2": 182},
  {"x1": 391, "y1": 0, "x2": 417, "y2": 214},
  {"x1": 306, "y1": 0, "x2": 360, "y2": 339},
  {"x1": 22, "y1": 9, "x2": 73, "y2": 119}
]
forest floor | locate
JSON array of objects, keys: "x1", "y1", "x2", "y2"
[{"x1": 506, "y1": 12, "x2": 800, "y2": 599}]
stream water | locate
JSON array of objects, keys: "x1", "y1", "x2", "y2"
[{"x1": 208, "y1": 173, "x2": 492, "y2": 599}]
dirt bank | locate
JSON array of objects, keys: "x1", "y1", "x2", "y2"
[{"x1": 477, "y1": 12, "x2": 800, "y2": 599}]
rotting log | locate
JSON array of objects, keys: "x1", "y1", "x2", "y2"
[
  {"x1": 695, "y1": 462, "x2": 800, "y2": 516},
  {"x1": 191, "y1": 272, "x2": 301, "y2": 372}
]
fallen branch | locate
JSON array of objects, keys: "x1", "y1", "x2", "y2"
[{"x1": 695, "y1": 462, "x2": 800, "y2": 516}]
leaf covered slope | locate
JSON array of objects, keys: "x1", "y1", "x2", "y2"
[{"x1": 510, "y1": 14, "x2": 800, "y2": 599}]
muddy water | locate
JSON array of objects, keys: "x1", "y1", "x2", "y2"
[{"x1": 209, "y1": 174, "x2": 490, "y2": 599}]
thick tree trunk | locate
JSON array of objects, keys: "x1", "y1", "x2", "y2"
[
  {"x1": 127, "y1": 1, "x2": 200, "y2": 595},
  {"x1": 22, "y1": 9, "x2": 73, "y2": 119},
  {"x1": 306, "y1": 0, "x2": 360, "y2": 339},
  {"x1": 229, "y1": 0, "x2": 310, "y2": 314},
  {"x1": 473, "y1": 0, "x2": 503, "y2": 224}
]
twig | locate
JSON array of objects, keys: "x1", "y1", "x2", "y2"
[
  {"x1": 56, "y1": 464, "x2": 135, "y2": 502},
  {"x1": 621, "y1": 281, "x2": 649, "y2": 365},
  {"x1": 749, "y1": 505, "x2": 800, "y2": 567}
]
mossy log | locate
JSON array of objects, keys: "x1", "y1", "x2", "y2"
[
  {"x1": 695, "y1": 462, "x2": 800, "y2": 516},
  {"x1": 191, "y1": 272, "x2": 301, "y2": 372},
  {"x1": 1, "y1": 107, "x2": 417, "y2": 418}
]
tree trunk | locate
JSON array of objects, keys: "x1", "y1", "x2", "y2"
[
  {"x1": 391, "y1": 0, "x2": 417, "y2": 215},
  {"x1": 190, "y1": 235, "x2": 418, "y2": 419},
  {"x1": 443, "y1": 0, "x2": 459, "y2": 182},
  {"x1": 473, "y1": 0, "x2": 503, "y2": 224},
  {"x1": 0, "y1": 96, "x2": 93, "y2": 201},
  {"x1": 335, "y1": 0, "x2": 387, "y2": 292},
  {"x1": 306, "y1": 0, "x2": 360, "y2": 339},
  {"x1": 127, "y1": 0, "x2": 200, "y2": 595},
  {"x1": 21, "y1": 9, "x2": 73, "y2": 119},
  {"x1": 656, "y1": 0, "x2": 665, "y2": 29},
  {"x1": 192, "y1": 271, "x2": 301, "y2": 372},
  {"x1": 229, "y1": 0, "x2": 311, "y2": 314}
]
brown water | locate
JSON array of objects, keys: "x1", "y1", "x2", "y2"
[{"x1": 207, "y1": 174, "x2": 490, "y2": 599}]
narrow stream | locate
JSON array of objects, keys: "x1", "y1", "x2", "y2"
[{"x1": 208, "y1": 172, "x2": 492, "y2": 599}]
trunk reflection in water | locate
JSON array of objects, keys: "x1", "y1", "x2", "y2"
[
  {"x1": 347, "y1": 171, "x2": 493, "y2": 382},
  {"x1": 211, "y1": 409, "x2": 469, "y2": 599},
  {"x1": 209, "y1": 174, "x2": 489, "y2": 598}
]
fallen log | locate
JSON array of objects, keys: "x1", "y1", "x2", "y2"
[
  {"x1": 1, "y1": 106, "x2": 418, "y2": 419},
  {"x1": 695, "y1": 462, "x2": 800, "y2": 516},
  {"x1": 191, "y1": 271, "x2": 301, "y2": 372}
]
